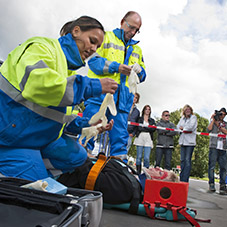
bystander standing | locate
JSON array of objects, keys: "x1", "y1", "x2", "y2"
[
  {"x1": 133, "y1": 105, "x2": 156, "y2": 174},
  {"x1": 177, "y1": 104, "x2": 197, "y2": 182},
  {"x1": 155, "y1": 110, "x2": 178, "y2": 170},
  {"x1": 207, "y1": 108, "x2": 227, "y2": 195}
]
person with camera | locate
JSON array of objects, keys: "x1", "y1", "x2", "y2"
[{"x1": 207, "y1": 108, "x2": 227, "y2": 195}]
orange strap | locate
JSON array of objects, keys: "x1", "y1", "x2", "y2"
[{"x1": 85, "y1": 154, "x2": 108, "y2": 190}]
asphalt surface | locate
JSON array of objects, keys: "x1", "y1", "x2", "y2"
[{"x1": 100, "y1": 179, "x2": 227, "y2": 227}]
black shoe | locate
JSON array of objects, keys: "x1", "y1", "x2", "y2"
[
  {"x1": 136, "y1": 165, "x2": 141, "y2": 175},
  {"x1": 219, "y1": 185, "x2": 227, "y2": 195},
  {"x1": 209, "y1": 183, "x2": 216, "y2": 192}
]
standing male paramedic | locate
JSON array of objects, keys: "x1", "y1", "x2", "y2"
[{"x1": 82, "y1": 11, "x2": 147, "y2": 161}]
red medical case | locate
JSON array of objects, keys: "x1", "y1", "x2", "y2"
[{"x1": 143, "y1": 179, "x2": 189, "y2": 207}]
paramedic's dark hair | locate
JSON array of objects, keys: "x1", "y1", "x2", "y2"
[
  {"x1": 60, "y1": 21, "x2": 73, "y2": 36},
  {"x1": 60, "y1": 16, "x2": 105, "y2": 36}
]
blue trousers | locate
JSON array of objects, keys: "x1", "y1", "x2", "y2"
[
  {"x1": 126, "y1": 135, "x2": 133, "y2": 152},
  {"x1": 0, "y1": 134, "x2": 87, "y2": 181},
  {"x1": 82, "y1": 103, "x2": 129, "y2": 158},
  {"x1": 155, "y1": 147, "x2": 173, "y2": 170},
  {"x1": 208, "y1": 148, "x2": 227, "y2": 185},
  {"x1": 180, "y1": 145, "x2": 195, "y2": 182},
  {"x1": 136, "y1": 146, "x2": 151, "y2": 168}
]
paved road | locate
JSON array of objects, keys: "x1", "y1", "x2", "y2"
[{"x1": 100, "y1": 179, "x2": 227, "y2": 227}]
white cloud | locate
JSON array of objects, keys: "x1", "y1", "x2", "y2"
[
  {"x1": 1, "y1": 0, "x2": 227, "y2": 121},
  {"x1": 136, "y1": 0, "x2": 227, "y2": 119}
]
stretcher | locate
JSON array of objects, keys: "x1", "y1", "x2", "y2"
[{"x1": 104, "y1": 178, "x2": 211, "y2": 227}]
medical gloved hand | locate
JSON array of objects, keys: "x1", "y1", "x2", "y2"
[
  {"x1": 79, "y1": 94, "x2": 117, "y2": 146},
  {"x1": 128, "y1": 69, "x2": 140, "y2": 94},
  {"x1": 89, "y1": 93, "x2": 117, "y2": 127},
  {"x1": 132, "y1": 63, "x2": 142, "y2": 74},
  {"x1": 79, "y1": 124, "x2": 102, "y2": 146}
]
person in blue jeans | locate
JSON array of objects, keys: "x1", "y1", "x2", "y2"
[
  {"x1": 177, "y1": 104, "x2": 197, "y2": 182},
  {"x1": 155, "y1": 110, "x2": 178, "y2": 170},
  {"x1": 207, "y1": 108, "x2": 227, "y2": 195},
  {"x1": 133, "y1": 105, "x2": 156, "y2": 174}
]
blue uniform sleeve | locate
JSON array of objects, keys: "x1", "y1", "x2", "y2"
[
  {"x1": 88, "y1": 56, "x2": 120, "y2": 75},
  {"x1": 137, "y1": 67, "x2": 146, "y2": 83},
  {"x1": 70, "y1": 75, "x2": 102, "y2": 105},
  {"x1": 65, "y1": 116, "x2": 90, "y2": 134}
]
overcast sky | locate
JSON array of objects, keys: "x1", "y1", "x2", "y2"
[{"x1": 1, "y1": 0, "x2": 227, "y2": 120}]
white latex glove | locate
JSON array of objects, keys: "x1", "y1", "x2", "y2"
[
  {"x1": 89, "y1": 93, "x2": 117, "y2": 127},
  {"x1": 21, "y1": 180, "x2": 48, "y2": 191},
  {"x1": 128, "y1": 69, "x2": 140, "y2": 94},
  {"x1": 132, "y1": 63, "x2": 142, "y2": 74},
  {"x1": 79, "y1": 93, "x2": 117, "y2": 146},
  {"x1": 79, "y1": 123, "x2": 102, "y2": 146}
]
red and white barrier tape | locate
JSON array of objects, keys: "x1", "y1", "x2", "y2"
[{"x1": 128, "y1": 121, "x2": 227, "y2": 138}]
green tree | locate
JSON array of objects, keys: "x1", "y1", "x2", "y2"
[
  {"x1": 191, "y1": 114, "x2": 209, "y2": 177},
  {"x1": 170, "y1": 109, "x2": 181, "y2": 170}
]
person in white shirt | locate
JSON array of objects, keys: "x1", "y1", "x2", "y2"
[
  {"x1": 177, "y1": 104, "x2": 197, "y2": 182},
  {"x1": 134, "y1": 105, "x2": 156, "y2": 174}
]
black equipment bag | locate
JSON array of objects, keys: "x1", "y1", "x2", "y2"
[
  {"x1": 0, "y1": 177, "x2": 102, "y2": 227},
  {"x1": 58, "y1": 155, "x2": 143, "y2": 214},
  {"x1": 0, "y1": 177, "x2": 83, "y2": 227}
]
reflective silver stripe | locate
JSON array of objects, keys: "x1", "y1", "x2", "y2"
[
  {"x1": 112, "y1": 154, "x2": 128, "y2": 161},
  {"x1": 43, "y1": 158, "x2": 54, "y2": 169},
  {"x1": 0, "y1": 73, "x2": 77, "y2": 124},
  {"x1": 90, "y1": 53, "x2": 111, "y2": 74},
  {"x1": 103, "y1": 43, "x2": 125, "y2": 51},
  {"x1": 131, "y1": 52, "x2": 139, "y2": 59},
  {"x1": 92, "y1": 53, "x2": 101, "y2": 58},
  {"x1": 58, "y1": 75, "x2": 76, "y2": 106},
  {"x1": 19, "y1": 60, "x2": 48, "y2": 91},
  {"x1": 43, "y1": 159, "x2": 63, "y2": 177},
  {"x1": 103, "y1": 60, "x2": 112, "y2": 74},
  {"x1": 89, "y1": 53, "x2": 112, "y2": 74}
]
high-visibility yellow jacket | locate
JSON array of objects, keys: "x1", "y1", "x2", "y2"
[
  {"x1": 0, "y1": 33, "x2": 102, "y2": 148},
  {"x1": 86, "y1": 28, "x2": 146, "y2": 113}
]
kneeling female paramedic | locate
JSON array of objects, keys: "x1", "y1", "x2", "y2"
[{"x1": 0, "y1": 16, "x2": 118, "y2": 181}]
